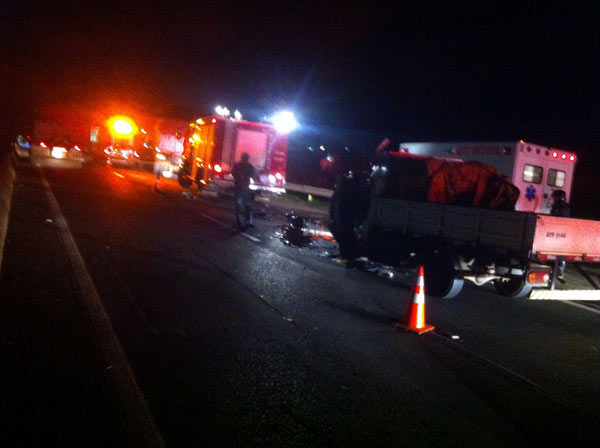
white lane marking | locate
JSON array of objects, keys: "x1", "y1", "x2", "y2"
[
  {"x1": 241, "y1": 232, "x2": 260, "y2": 242},
  {"x1": 198, "y1": 212, "x2": 260, "y2": 242},
  {"x1": 198, "y1": 212, "x2": 229, "y2": 227},
  {"x1": 561, "y1": 300, "x2": 600, "y2": 316},
  {"x1": 0, "y1": 155, "x2": 16, "y2": 271},
  {"x1": 40, "y1": 172, "x2": 165, "y2": 448}
]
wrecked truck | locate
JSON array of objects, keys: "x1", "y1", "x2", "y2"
[{"x1": 329, "y1": 147, "x2": 600, "y2": 300}]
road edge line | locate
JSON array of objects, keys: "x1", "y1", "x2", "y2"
[
  {"x1": 0, "y1": 153, "x2": 16, "y2": 273},
  {"x1": 40, "y1": 171, "x2": 166, "y2": 448}
]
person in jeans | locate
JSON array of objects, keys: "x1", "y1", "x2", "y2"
[{"x1": 232, "y1": 152, "x2": 256, "y2": 229}]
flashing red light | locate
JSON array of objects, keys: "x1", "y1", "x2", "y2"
[
  {"x1": 212, "y1": 118, "x2": 217, "y2": 123},
  {"x1": 552, "y1": 151, "x2": 558, "y2": 158},
  {"x1": 40, "y1": 142, "x2": 48, "y2": 148},
  {"x1": 569, "y1": 155, "x2": 575, "y2": 162},
  {"x1": 214, "y1": 164, "x2": 222, "y2": 173},
  {"x1": 561, "y1": 153, "x2": 567, "y2": 160},
  {"x1": 275, "y1": 172, "x2": 283, "y2": 180},
  {"x1": 74, "y1": 145, "x2": 81, "y2": 151}
]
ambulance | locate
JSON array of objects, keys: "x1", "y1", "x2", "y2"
[{"x1": 397, "y1": 141, "x2": 577, "y2": 214}]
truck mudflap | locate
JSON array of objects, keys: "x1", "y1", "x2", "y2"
[{"x1": 529, "y1": 289, "x2": 600, "y2": 300}]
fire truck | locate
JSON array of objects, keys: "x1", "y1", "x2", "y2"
[{"x1": 177, "y1": 115, "x2": 288, "y2": 193}]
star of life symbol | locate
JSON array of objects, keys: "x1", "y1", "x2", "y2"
[{"x1": 525, "y1": 185, "x2": 536, "y2": 201}]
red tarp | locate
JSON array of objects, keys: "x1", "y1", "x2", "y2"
[
  {"x1": 427, "y1": 160, "x2": 520, "y2": 210},
  {"x1": 376, "y1": 153, "x2": 520, "y2": 210}
]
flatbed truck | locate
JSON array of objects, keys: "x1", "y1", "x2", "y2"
[{"x1": 330, "y1": 143, "x2": 600, "y2": 299}]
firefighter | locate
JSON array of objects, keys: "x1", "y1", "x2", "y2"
[
  {"x1": 550, "y1": 189, "x2": 570, "y2": 281},
  {"x1": 232, "y1": 152, "x2": 256, "y2": 229}
]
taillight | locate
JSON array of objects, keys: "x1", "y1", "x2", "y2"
[
  {"x1": 74, "y1": 145, "x2": 81, "y2": 151},
  {"x1": 40, "y1": 142, "x2": 48, "y2": 148},
  {"x1": 528, "y1": 272, "x2": 549, "y2": 284},
  {"x1": 214, "y1": 164, "x2": 222, "y2": 173}
]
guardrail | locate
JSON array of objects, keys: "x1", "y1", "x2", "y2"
[
  {"x1": 0, "y1": 151, "x2": 16, "y2": 271},
  {"x1": 284, "y1": 183, "x2": 333, "y2": 199}
]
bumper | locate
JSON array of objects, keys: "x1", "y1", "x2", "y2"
[{"x1": 529, "y1": 289, "x2": 600, "y2": 300}]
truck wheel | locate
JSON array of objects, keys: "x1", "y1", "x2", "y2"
[
  {"x1": 424, "y1": 253, "x2": 464, "y2": 299},
  {"x1": 494, "y1": 277, "x2": 532, "y2": 298},
  {"x1": 329, "y1": 190, "x2": 359, "y2": 259},
  {"x1": 336, "y1": 226, "x2": 359, "y2": 259}
]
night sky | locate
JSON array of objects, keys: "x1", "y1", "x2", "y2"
[{"x1": 2, "y1": 1, "x2": 598, "y2": 160}]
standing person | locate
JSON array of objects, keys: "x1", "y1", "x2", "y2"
[
  {"x1": 550, "y1": 189, "x2": 570, "y2": 281},
  {"x1": 550, "y1": 189, "x2": 570, "y2": 217},
  {"x1": 232, "y1": 152, "x2": 256, "y2": 229}
]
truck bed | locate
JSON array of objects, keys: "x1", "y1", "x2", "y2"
[
  {"x1": 373, "y1": 199, "x2": 600, "y2": 260},
  {"x1": 372, "y1": 199, "x2": 537, "y2": 256}
]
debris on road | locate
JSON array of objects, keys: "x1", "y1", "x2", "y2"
[{"x1": 276, "y1": 211, "x2": 335, "y2": 247}]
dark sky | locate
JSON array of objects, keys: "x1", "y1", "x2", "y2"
[{"x1": 2, "y1": 1, "x2": 598, "y2": 156}]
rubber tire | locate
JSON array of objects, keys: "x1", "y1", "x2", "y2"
[
  {"x1": 494, "y1": 277, "x2": 533, "y2": 298},
  {"x1": 329, "y1": 190, "x2": 359, "y2": 259},
  {"x1": 424, "y1": 252, "x2": 464, "y2": 299}
]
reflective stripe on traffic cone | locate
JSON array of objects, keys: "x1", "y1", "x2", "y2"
[{"x1": 401, "y1": 265, "x2": 435, "y2": 334}]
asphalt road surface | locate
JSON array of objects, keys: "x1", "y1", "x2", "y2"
[{"x1": 1, "y1": 154, "x2": 599, "y2": 447}]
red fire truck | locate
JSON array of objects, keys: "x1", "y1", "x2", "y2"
[{"x1": 177, "y1": 115, "x2": 289, "y2": 193}]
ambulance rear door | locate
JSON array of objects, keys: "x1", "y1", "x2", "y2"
[{"x1": 512, "y1": 142, "x2": 576, "y2": 214}]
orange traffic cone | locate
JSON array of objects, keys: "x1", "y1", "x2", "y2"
[{"x1": 401, "y1": 265, "x2": 435, "y2": 334}]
